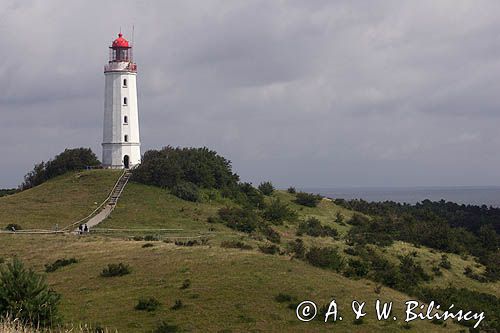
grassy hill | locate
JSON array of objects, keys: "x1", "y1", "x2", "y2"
[{"x1": 0, "y1": 170, "x2": 498, "y2": 332}]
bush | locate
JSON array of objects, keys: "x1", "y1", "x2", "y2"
[
  {"x1": 262, "y1": 198, "x2": 297, "y2": 224},
  {"x1": 171, "y1": 181, "x2": 200, "y2": 202},
  {"x1": 154, "y1": 321, "x2": 179, "y2": 333},
  {"x1": 294, "y1": 192, "x2": 322, "y2": 207},
  {"x1": 4, "y1": 224, "x2": 22, "y2": 232},
  {"x1": 259, "y1": 244, "x2": 280, "y2": 255},
  {"x1": 287, "y1": 187, "x2": 296, "y2": 194},
  {"x1": 135, "y1": 297, "x2": 161, "y2": 312},
  {"x1": 0, "y1": 258, "x2": 61, "y2": 327},
  {"x1": 133, "y1": 146, "x2": 239, "y2": 191},
  {"x1": 21, "y1": 148, "x2": 100, "y2": 190},
  {"x1": 306, "y1": 247, "x2": 345, "y2": 272},
  {"x1": 144, "y1": 235, "x2": 160, "y2": 241},
  {"x1": 347, "y1": 214, "x2": 370, "y2": 226},
  {"x1": 237, "y1": 183, "x2": 265, "y2": 208},
  {"x1": 45, "y1": 258, "x2": 78, "y2": 273},
  {"x1": 171, "y1": 299, "x2": 183, "y2": 310},
  {"x1": 100, "y1": 263, "x2": 131, "y2": 277},
  {"x1": 335, "y1": 212, "x2": 344, "y2": 224},
  {"x1": 180, "y1": 279, "x2": 191, "y2": 290},
  {"x1": 216, "y1": 207, "x2": 261, "y2": 233},
  {"x1": 274, "y1": 293, "x2": 294, "y2": 303},
  {"x1": 258, "y1": 181, "x2": 274, "y2": 195},
  {"x1": 142, "y1": 243, "x2": 154, "y2": 248},
  {"x1": 288, "y1": 238, "x2": 306, "y2": 259},
  {"x1": 439, "y1": 254, "x2": 452, "y2": 270},
  {"x1": 174, "y1": 240, "x2": 200, "y2": 246},
  {"x1": 220, "y1": 240, "x2": 253, "y2": 250},
  {"x1": 297, "y1": 217, "x2": 338, "y2": 238},
  {"x1": 344, "y1": 259, "x2": 369, "y2": 278},
  {"x1": 262, "y1": 226, "x2": 281, "y2": 244}
]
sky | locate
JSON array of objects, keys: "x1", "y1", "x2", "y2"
[{"x1": 1, "y1": 0, "x2": 500, "y2": 188}]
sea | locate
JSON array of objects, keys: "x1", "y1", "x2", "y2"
[{"x1": 301, "y1": 186, "x2": 500, "y2": 208}]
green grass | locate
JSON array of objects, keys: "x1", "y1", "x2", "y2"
[
  {"x1": 0, "y1": 170, "x2": 121, "y2": 230},
  {"x1": 0, "y1": 172, "x2": 498, "y2": 331},
  {"x1": 0, "y1": 235, "x2": 463, "y2": 332}
]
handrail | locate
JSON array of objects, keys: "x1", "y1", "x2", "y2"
[{"x1": 60, "y1": 169, "x2": 128, "y2": 231}]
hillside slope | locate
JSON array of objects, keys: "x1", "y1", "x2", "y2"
[{"x1": 0, "y1": 170, "x2": 121, "y2": 230}]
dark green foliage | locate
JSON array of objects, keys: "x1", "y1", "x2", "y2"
[
  {"x1": 144, "y1": 235, "x2": 160, "y2": 241},
  {"x1": 262, "y1": 198, "x2": 297, "y2": 224},
  {"x1": 0, "y1": 258, "x2": 61, "y2": 327},
  {"x1": 171, "y1": 181, "x2": 200, "y2": 202},
  {"x1": 346, "y1": 216, "x2": 395, "y2": 247},
  {"x1": 154, "y1": 321, "x2": 179, "y2": 333},
  {"x1": 287, "y1": 187, "x2": 296, "y2": 194},
  {"x1": 398, "y1": 254, "x2": 431, "y2": 288},
  {"x1": 220, "y1": 240, "x2": 253, "y2": 250},
  {"x1": 236, "y1": 183, "x2": 265, "y2": 208},
  {"x1": 258, "y1": 244, "x2": 280, "y2": 255},
  {"x1": 142, "y1": 243, "x2": 154, "y2": 248},
  {"x1": 4, "y1": 224, "x2": 22, "y2": 231},
  {"x1": 274, "y1": 293, "x2": 294, "y2": 303},
  {"x1": 417, "y1": 287, "x2": 500, "y2": 331},
  {"x1": 334, "y1": 198, "x2": 500, "y2": 280},
  {"x1": 296, "y1": 217, "x2": 338, "y2": 238},
  {"x1": 0, "y1": 189, "x2": 17, "y2": 197},
  {"x1": 344, "y1": 259, "x2": 369, "y2": 278},
  {"x1": 353, "y1": 318, "x2": 364, "y2": 325},
  {"x1": 258, "y1": 181, "x2": 274, "y2": 195},
  {"x1": 216, "y1": 207, "x2": 261, "y2": 233},
  {"x1": 171, "y1": 299, "x2": 183, "y2": 310},
  {"x1": 21, "y1": 148, "x2": 100, "y2": 190},
  {"x1": 334, "y1": 212, "x2": 344, "y2": 224},
  {"x1": 439, "y1": 254, "x2": 452, "y2": 269},
  {"x1": 288, "y1": 238, "x2": 306, "y2": 259},
  {"x1": 44, "y1": 258, "x2": 78, "y2": 273},
  {"x1": 133, "y1": 146, "x2": 239, "y2": 190},
  {"x1": 135, "y1": 297, "x2": 161, "y2": 312},
  {"x1": 100, "y1": 263, "x2": 131, "y2": 277},
  {"x1": 174, "y1": 240, "x2": 200, "y2": 246},
  {"x1": 432, "y1": 266, "x2": 442, "y2": 276},
  {"x1": 180, "y1": 279, "x2": 191, "y2": 290},
  {"x1": 262, "y1": 225, "x2": 281, "y2": 244},
  {"x1": 305, "y1": 247, "x2": 344, "y2": 272},
  {"x1": 347, "y1": 213, "x2": 370, "y2": 226},
  {"x1": 294, "y1": 192, "x2": 322, "y2": 207}
]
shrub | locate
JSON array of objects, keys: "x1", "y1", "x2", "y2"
[
  {"x1": 397, "y1": 254, "x2": 431, "y2": 289},
  {"x1": 100, "y1": 263, "x2": 131, "y2": 277},
  {"x1": 288, "y1": 238, "x2": 306, "y2": 259},
  {"x1": 439, "y1": 254, "x2": 452, "y2": 270},
  {"x1": 171, "y1": 299, "x2": 183, "y2": 310},
  {"x1": 287, "y1": 187, "x2": 296, "y2": 194},
  {"x1": 154, "y1": 321, "x2": 179, "y2": 333},
  {"x1": 135, "y1": 297, "x2": 161, "y2": 312},
  {"x1": 306, "y1": 247, "x2": 345, "y2": 272},
  {"x1": 259, "y1": 244, "x2": 280, "y2": 255},
  {"x1": 296, "y1": 217, "x2": 338, "y2": 238},
  {"x1": 432, "y1": 266, "x2": 443, "y2": 276},
  {"x1": 216, "y1": 207, "x2": 261, "y2": 233},
  {"x1": 258, "y1": 181, "x2": 274, "y2": 195},
  {"x1": 180, "y1": 279, "x2": 191, "y2": 290},
  {"x1": 294, "y1": 192, "x2": 322, "y2": 207},
  {"x1": 335, "y1": 212, "x2": 344, "y2": 224},
  {"x1": 344, "y1": 259, "x2": 369, "y2": 278},
  {"x1": 44, "y1": 258, "x2": 78, "y2": 273},
  {"x1": 262, "y1": 198, "x2": 297, "y2": 224},
  {"x1": 0, "y1": 258, "x2": 61, "y2": 327},
  {"x1": 174, "y1": 240, "x2": 200, "y2": 246},
  {"x1": 144, "y1": 235, "x2": 160, "y2": 241},
  {"x1": 274, "y1": 293, "x2": 294, "y2": 303},
  {"x1": 262, "y1": 226, "x2": 281, "y2": 244},
  {"x1": 347, "y1": 214, "x2": 370, "y2": 226},
  {"x1": 171, "y1": 181, "x2": 200, "y2": 202},
  {"x1": 21, "y1": 148, "x2": 100, "y2": 190},
  {"x1": 220, "y1": 240, "x2": 253, "y2": 250},
  {"x1": 4, "y1": 224, "x2": 22, "y2": 232},
  {"x1": 142, "y1": 243, "x2": 154, "y2": 248},
  {"x1": 237, "y1": 183, "x2": 265, "y2": 208}
]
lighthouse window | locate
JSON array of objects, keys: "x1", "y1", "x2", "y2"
[
  {"x1": 123, "y1": 78, "x2": 127, "y2": 87},
  {"x1": 123, "y1": 97, "x2": 128, "y2": 105},
  {"x1": 124, "y1": 135, "x2": 128, "y2": 142},
  {"x1": 124, "y1": 116, "x2": 128, "y2": 124}
]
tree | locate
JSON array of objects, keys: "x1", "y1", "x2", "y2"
[
  {"x1": 258, "y1": 181, "x2": 274, "y2": 195},
  {"x1": 294, "y1": 192, "x2": 322, "y2": 207},
  {"x1": 0, "y1": 258, "x2": 61, "y2": 327}
]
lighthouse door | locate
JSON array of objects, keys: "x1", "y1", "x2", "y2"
[{"x1": 124, "y1": 155, "x2": 130, "y2": 169}]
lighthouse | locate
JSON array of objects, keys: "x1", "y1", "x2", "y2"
[{"x1": 102, "y1": 33, "x2": 141, "y2": 169}]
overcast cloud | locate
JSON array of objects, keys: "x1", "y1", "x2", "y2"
[{"x1": 1, "y1": 0, "x2": 500, "y2": 188}]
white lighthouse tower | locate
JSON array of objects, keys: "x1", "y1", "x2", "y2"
[{"x1": 102, "y1": 33, "x2": 141, "y2": 169}]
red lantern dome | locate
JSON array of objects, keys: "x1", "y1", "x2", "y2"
[{"x1": 112, "y1": 33, "x2": 130, "y2": 48}]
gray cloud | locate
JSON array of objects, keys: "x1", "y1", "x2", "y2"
[{"x1": 1, "y1": 0, "x2": 500, "y2": 188}]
